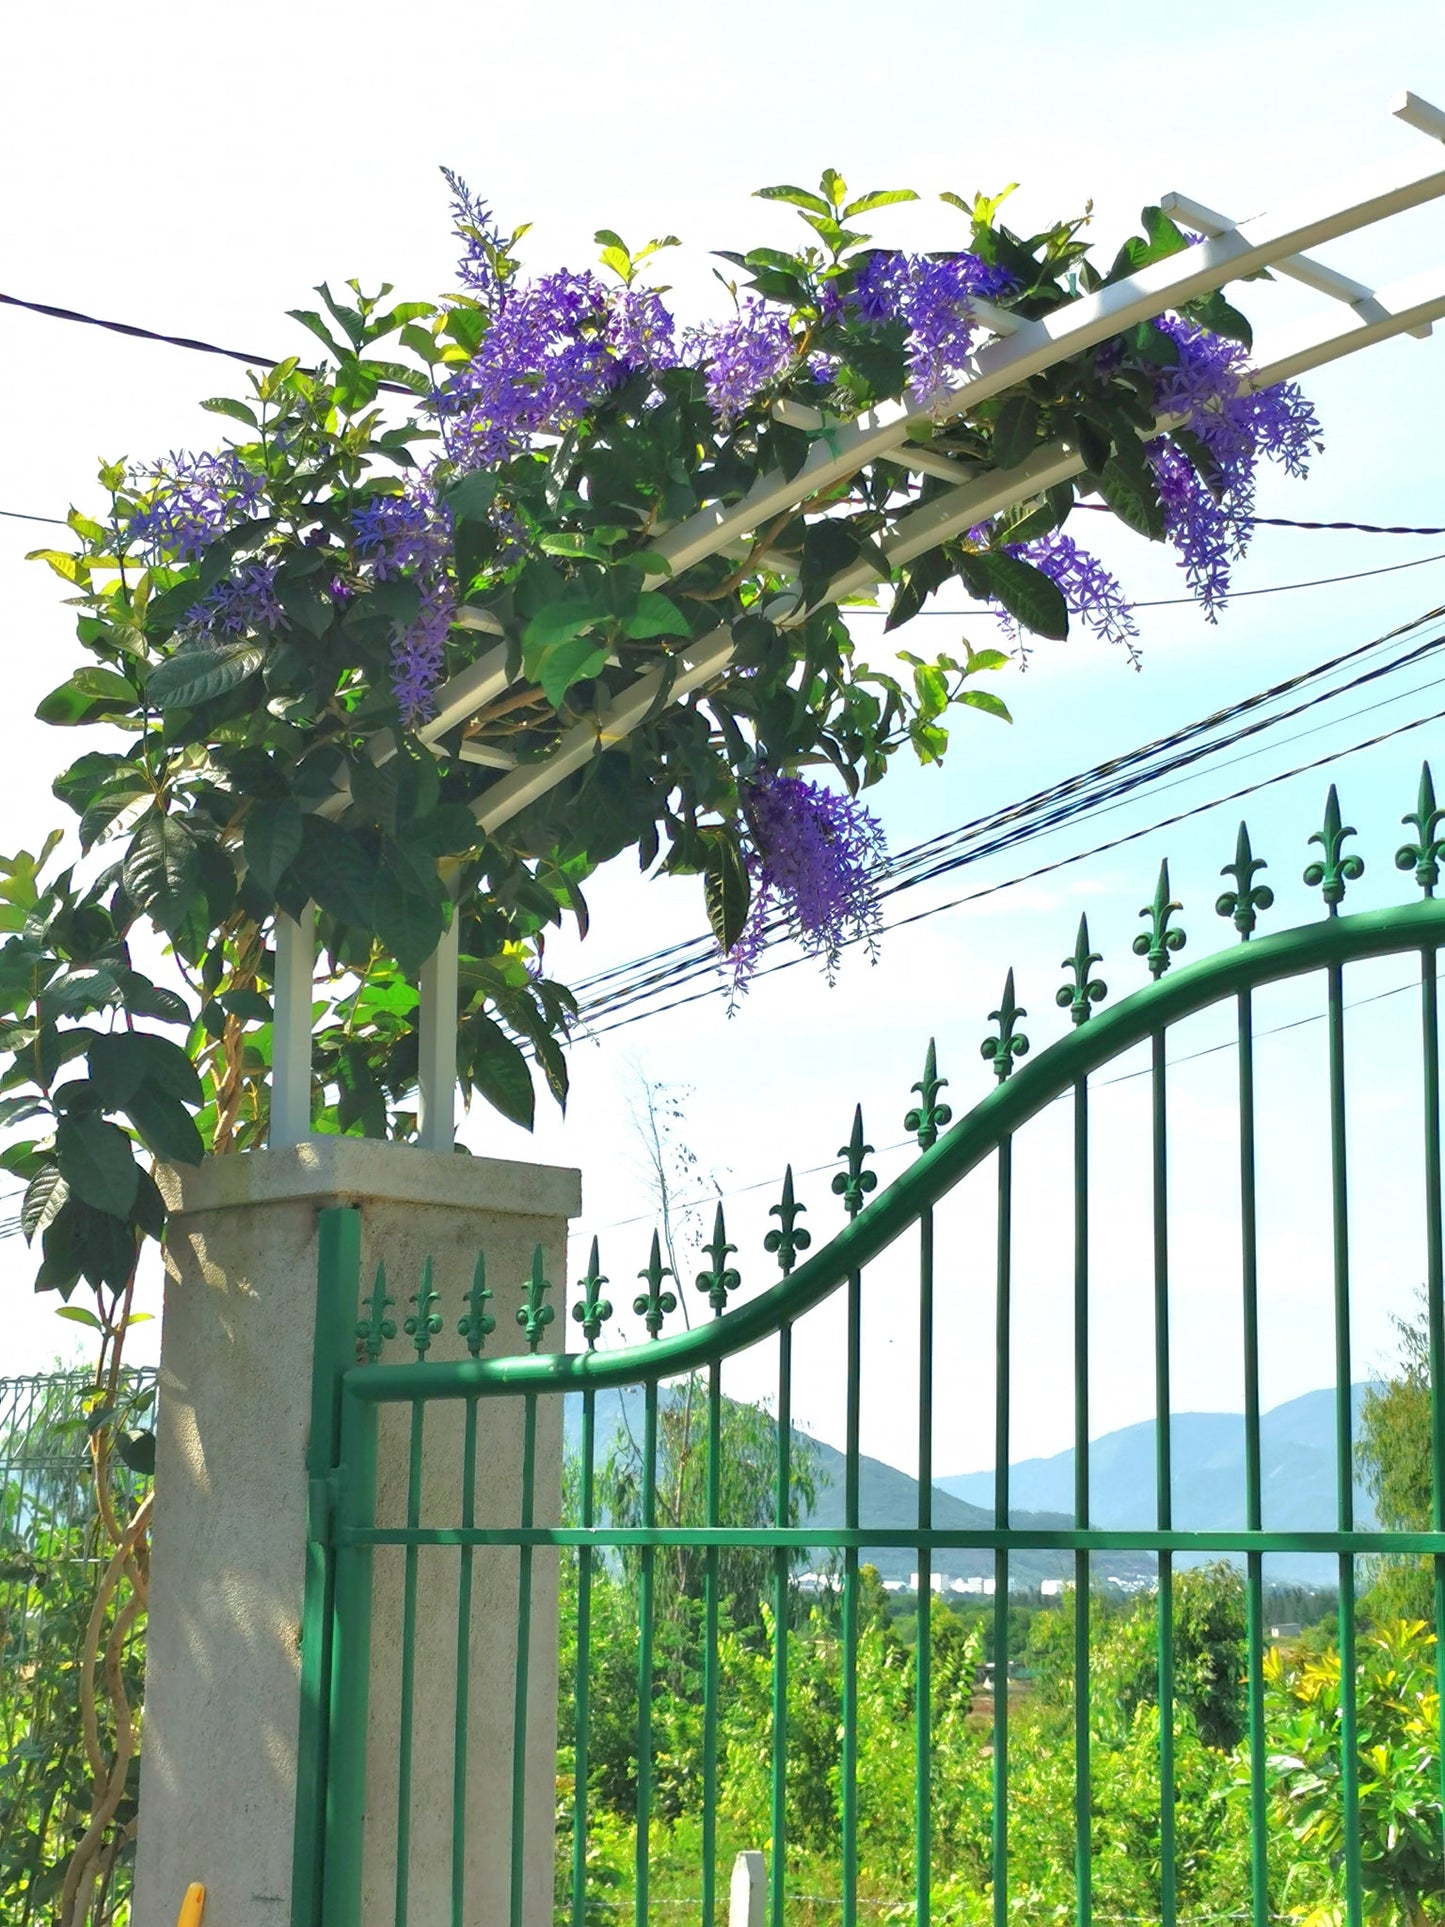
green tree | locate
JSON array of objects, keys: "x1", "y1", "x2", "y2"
[{"x1": 1358, "y1": 1306, "x2": 1437, "y2": 1623}]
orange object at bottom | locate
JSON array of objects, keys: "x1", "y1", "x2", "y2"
[{"x1": 176, "y1": 1882, "x2": 205, "y2": 1927}]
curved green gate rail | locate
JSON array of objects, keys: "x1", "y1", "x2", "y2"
[{"x1": 296, "y1": 777, "x2": 1445, "y2": 1927}]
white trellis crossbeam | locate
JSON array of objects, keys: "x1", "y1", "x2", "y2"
[{"x1": 271, "y1": 92, "x2": 1445, "y2": 1153}]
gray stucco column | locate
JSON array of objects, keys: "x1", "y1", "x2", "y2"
[{"x1": 132, "y1": 1138, "x2": 580, "y2": 1927}]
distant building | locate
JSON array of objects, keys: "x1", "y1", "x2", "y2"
[
  {"x1": 1270, "y1": 1621, "x2": 1303, "y2": 1641},
  {"x1": 1039, "y1": 1578, "x2": 1066, "y2": 1598}
]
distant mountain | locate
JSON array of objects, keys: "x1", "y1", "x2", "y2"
[
  {"x1": 562, "y1": 1390, "x2": 1154, "y2": 1590},
  {"x1": 937, "y1": 1386, "x2": 1374, "y2": 1585}
]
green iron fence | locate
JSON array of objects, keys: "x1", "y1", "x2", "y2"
[{"x1": 296, "y1": 776, "x2": 1445, "y2": 1927}]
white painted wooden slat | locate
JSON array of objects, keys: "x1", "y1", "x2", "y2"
[
  {"x1": 1392, "y1": 90, "x2": 1445, "y2": 142},
  {"x1": 416, "y1": 908, "x2": 460, "y2": 1151},
  {"x1": 270, "y1": 904, "x2": 316, "y2": 1147}
]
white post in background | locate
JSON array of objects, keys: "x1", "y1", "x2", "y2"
[
  {"x1": 417, "y1": 907, "x2": 460, "y2": 1152},
  {"x1": 729, "y1": 1853, "x2": 766, "y2": 1927},
  {"x1": 270, "y1": 903, "x2": 316, "y2": 1147}
]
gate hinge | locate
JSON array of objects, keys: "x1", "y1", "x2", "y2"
[{"x1": 306, "y1": 1466, "x2": 345, "y2": 1547}]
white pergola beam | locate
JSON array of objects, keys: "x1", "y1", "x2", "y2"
[
  {"x1": 270, "y1": 903, "x2": 316, "y2": 1147},
  {"x1": 416, "y1": 907, "x2": 460, "y2": 1152},
  {"x1": 1393, "y1": 90, "x2": 1445, "y2": 142},
  {"x1": 1160, "y1": 190, "x2": 1432, "y2": 337}
]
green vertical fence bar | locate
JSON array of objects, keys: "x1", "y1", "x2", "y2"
[
  {"x1": 293, "y1": 1205, "x2": 361, "y2": 1927},
  {"x1": 570, "y1": 1387, "x2": 597, "y2": 1927},
  {"x1": 1151, "y1": 1030, "x2": 1176, "y2": 1927},
  {"x1": 635, "y1": 1380, "x2": 658, "y2": 1927},
  {"x1": 702, "y1": 1361, "x2": 722, "y2": 1927},
  {"x1": 450, "y1": 1393, "x2": 479, "y2": 1927},
  {"x1": 1237, "y1": 988, "x2": 1269, "y2": 1927},
  {"x1": 324, "y1": 1376, "x2": 378, "y2": 1927},
  {"x1": 1424, "y1": 943, "x2": 1445, "y2": 1849},
  {"x1": 1073, "y1": 1075, "x2": 1092, "y2": 1927},
  {"x1": 1326, "y1": 958, "x2": 1364, "y2": 1927},
  {"x1": 841, "y1": 1264, "x2": 862, "y2": 1927},
  {"x1": 916, "y1": 1209, "x2": 934, "y2": 1927},
  {"x1": 770, "y1": 1320, "x2": 793, "y2": 1927},
  {"x1": 509, "y1": 1390, "x2": 538, "y2": 1927},
  {"x1": 394, "y1": 1389, "x2": 427, "y2": 1927},
  {"x1": 992, "y1": 1139, "x2": 1013, "y2": 1927}
]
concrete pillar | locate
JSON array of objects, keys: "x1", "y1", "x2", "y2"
[{"x1": 134, "y1": 1138, "x2": 580, "y2": 1927}]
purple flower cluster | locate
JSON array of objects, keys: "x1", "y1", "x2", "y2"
[
  {"x1": 437, "y1": 271, "x2": 678, "y2": 469},
  {"x1": 684, "y1": 300, "x2": 795, "y2": 428},
  {"x1": 128, "y1": 451, "x2": 265, "y2": 562},
  {"x1": 184, "y1": 559, "x2": 283, "y2": 638},
  {"x1": 1148, "y1": 317, "x2": 1322, "y2": 612},
  {"x1": 728, "y1": 769, "x2": 886, "y2": 993},
  {"x1": 851, "y1": 251, "x2": 1015, "y2": 408},
  {"x1": 442, "y1": 166, "x2": 506, "y2": 304},
  {"x1": 351, "y1": 482, "x2": 455, "y2": 724},
  {"x1": 1011, "y1": 531, "x2": 1139, "y2": 656}
]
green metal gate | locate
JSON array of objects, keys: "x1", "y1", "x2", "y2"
[{"x1": 295, "y1": 777, "x2": 1445, "y2": 1927}]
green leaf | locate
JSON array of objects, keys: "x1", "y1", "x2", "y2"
[
  {"x1": 756, "y1": 184, "x2": 832, "y2": 216},
  {"x1": 466, "y1": 1016, "x2": 534, "y2": 1131},
  {"x1": 146, "y1": 642, "x2": 265, "y2": 709},
  {"x1": 703, "y1": 834, "x2": 751, "y2": 953},
  {"x1": 275, "y1": 576, "x2": 332, "y2": 639},
  {"x1": 219, "y1": 988, "x2": 273, "y2": 1022},
  {"x1": 201, "y1": 396, "x2": 260, "y2": 428},
  {"x1": 36, "y1": 678, "x2": 132, "y2": 727},
  {"x1": 971, "y1": 550, "x2": 1070, "y2": 640},
  {"x1": 42, "y1": 966, "x2": 122, "y2": 1015},
  {"x1": 407, "y1": 805, "x2": 481, "y2": 858},
  {"x1": 1183, "y1": 287, "x2": 1254, "y2": 351},
  {"x1": 21, "y1": 1164, "x2": 68, "y2": 1242},
  {"x1": 53, "y1": 750, "x2": 127, "y2": 815},
  {"x1": 535, "y1": 639, "x2": 610, "y2": 709},
  {"x1": 959, "y1": 688, "x2": 1013, "y2": 722},
  {"x1": 79, "y1": 781, "x2": 149, "y2": 852},
  {"x1": 123, "y1": 811, "x2": 200, "y2": 932},
  {"x1": 841, "y1": 188, "x2": 920, "y2": 219},
  {"x1": 56, "y1": 1303, "x2": 103, "y2": 1328},
  {"x1": 116, "y1": 1430, "x2": 157, "y2": 1476},
  {"x1": 73, "y1": 666, "x2": 136, "y2": 703},
  {"x1": 56, "y1": 1114, "x2": 139, "y2": 1219},
  {"x1": 125, "y1": 1085, "x2": 205, "y2": 1166},
  {"x1": 992, "y1": 394, "x2": 1039, "y2": 471},
  {"x1": 522, "y1": 599, "x2": 607, "y2": 652},
  {"x1": 293, "y1": 819, "x2": 376, "y2": 930},
  {"x1": 1097, "y1": 455, "x2": 1166, "y2": 541},
  {"x1": 243, "y1": 797, "x2": 304, "y2": 894},
  {"x1": 444, "y1": 470, "x2": 499, "y2": 522},
  {"x1": 92, "y1": 1030, "x2": 203, "y2": 1108},
  {"x1": 620, "y1": 592, "x2": 690, "y2": 641},
  {"x1": 372, "y1": 857, "x2": 445, "y2": 975}
]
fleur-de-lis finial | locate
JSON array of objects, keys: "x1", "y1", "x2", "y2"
[
  {"x1": 1304, "y1": 784, "x2": 1364, "y2": 915},
  {"x1": 404, "y1": 1259, "x2": 443, "y2": 1360},
  {"x1": 1396, "y1": 762, "x2": 1445, "y2": 897},
  {"x1": 1056, "y1": 916, "x2": 1107, "y2": 1026},
  {"x1": 1132, "y1": 860, "x2": 1186, "y2": 981},
  {"x1": 695, "y1": 1203, "x2": 740, "y2": 1316},
  {"x1": 571, "y1": 1237, "x2": 613, "y2": 1349},
  {"x1": 831, "y1": 1106, "x2": 878, "y2": 1219},
  {"x1": 632, "y1": 1230, "x2": 677, "y2": 1339},
  {"x1": 356, "y1": 1261, "x2": 397, "y2": 1363},
  {"x1": 517, "y1": 1245, "x2": 555, "y2": 1353},
  {"x1": 1216, "y1": 821, "x2": 1273, "y2": 940},
  {"x1": 459, "y1": 1252, "x2": 495, "y2": 1358},
  {"x1": 905, "y1": 1039, "x2": 952, "y2": 1148},
  {"x1": 764, "y1": 1166, "x2": 812, "y2": 1276},
  {"x1": 980, "y1": 970, "x2": 1030, "y2": 1083}
]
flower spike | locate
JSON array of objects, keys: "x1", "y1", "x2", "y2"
[
  {"x1": 905, "y1": 1039, "x2": 952, "y2": 1149},
  {"x1": 1056, "y1": 916, "x2": 1107, "y2": 1026},
  {"x1": 572, "y1": 1238, "x2": 613, "y2": 1350},
  {"x1": 1132, "y1": 860, "x2": 1186, "y2": 980},
  {"x1": 764, "y1": 1166, "x2": 811, "y2": 1276},
  {"x1": 459, "y1": 1252, "x2": 495, "y2": 1358},
  {"x1": 696, "y1": 1204, "x2": 740, "y2": 1316},
  {"x1": 1396, "y1": 761, "x2": 1445, "y2": 897},
  {"x1": 1216, "y1": 821, "x2": 1273, "y2": 940},
  {"x1": 831, "y1": 1106, "x2": 877, "y2": 1219},
  {"x1": 1304, "y1": 784, "x2": 1363, "y2": 915},
  {"x1": 980, "y1": 970, "x2": 1030, "y2": 1082},
  {"x1": 632, "y1": 1231, "x2": 677, "y2": 1339}
]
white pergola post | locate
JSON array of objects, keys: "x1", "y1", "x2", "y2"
[
  {"x1": 271, "y1": 903, "x2": 316, "y2": 1148},
  {"x1": 417, "y1": 908, "x2": 460, "y2": 1153}
]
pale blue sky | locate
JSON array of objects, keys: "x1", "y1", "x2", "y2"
[{"x1": 2, "y1": 2, "x2": 1443, "y2": 1472}]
